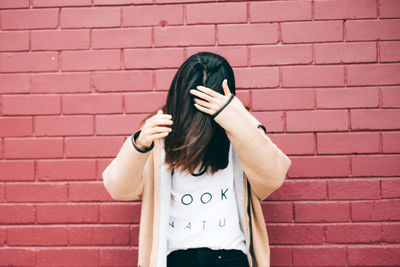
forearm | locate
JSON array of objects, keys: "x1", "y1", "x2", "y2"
[
  {"x1": 214, "y1": 96, "x2": 292, "y2": 199},
  {"x1": 102, "y1": 134, "x2": 151, "y2": 201}
]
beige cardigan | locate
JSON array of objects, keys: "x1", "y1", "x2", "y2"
[{"x1": 102, "y1": 96, "x2": 292, "y2": 267}]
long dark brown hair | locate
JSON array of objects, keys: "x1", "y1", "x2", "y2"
[{"x1": 140, "y1": 52, "x2": 236, "y2": 176}]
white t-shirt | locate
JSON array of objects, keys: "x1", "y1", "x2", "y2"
[{"x1": 167, "y1": 144, "x2": 247, "y2": 255}]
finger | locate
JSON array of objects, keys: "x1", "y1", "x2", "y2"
[
  {"x1": 196, "y1": 85, "x2": 221, "y2": 98},
  {"x1": 190, "y1": 89, "x2": 214, "y2": 102},
  {"x1": 222, "y1": 79, "x2": 231, "y2": 96},
  {"x1": 147, "y1": 126, "x2": 172, "y2": 135},
  {"x1": 194, "y1": 103, "x2": 213, "y2": 115},
  {"x1": 193, "y1": 98, "x2": 218, "y2": 111},
  {"x1": 148, "y1": 118, "x2": 173, "y2": 128},
  {"x1": 147, "y1": 114, "x2": 172, "y2": 124},
  {"x1": 149, "y1": 131, "x2": 170, "y2": 140}
]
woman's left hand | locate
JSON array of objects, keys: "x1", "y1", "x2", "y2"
[{"x1": 190, "y1": 79, "x2": 233, "y2": 116}]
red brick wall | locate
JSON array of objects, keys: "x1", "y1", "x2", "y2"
[{"x1": 1, "y1": 0, "x2": 399, "y2": 266}]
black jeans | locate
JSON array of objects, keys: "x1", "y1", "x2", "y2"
[{"x1": 167, "y1": 247, "x2": 250, "y2": 267}]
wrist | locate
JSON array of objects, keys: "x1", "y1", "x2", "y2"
[{"x1": 131, "y1": 130, "x2": 154, "y2": 153}]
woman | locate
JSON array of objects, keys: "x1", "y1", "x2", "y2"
[{"x1": 102, "y1": 52, "x2": 292, "y2": 267}]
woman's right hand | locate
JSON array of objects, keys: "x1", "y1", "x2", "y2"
[{"x1": 135, "y1": 110, "x2": 173, "y2": 150}]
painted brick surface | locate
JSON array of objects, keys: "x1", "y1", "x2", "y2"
[{"x1": 0, "y1": 0, "x2": 399, "y2": 266}]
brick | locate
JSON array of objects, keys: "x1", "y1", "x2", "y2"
[
  {"x1": 100, "y1": 248, "x2": 138, "y2": 266},
  {"x1": 37, "y1": 248, "x2": 99, "y2": 266},
  {"x1": 287, "y1": 110, "x2": 348, "y2": 132},
  {"x1": 0, "y1": 185, "x2": 4, "y2": 203},
  {"x1": 92, "y1": 28, "x2": 152, "y2": 49},
  {"x1": 253, "y1": 89, "x2": 314, "y2": 111},
  {"x1": 328, "y1": 179, "x2": 380, "y2": 200},
  {"x1": 0, "y1": 117, "x2": 32, "y2": 137},
  {"x1": 315, "y1": 42, "x2": 376, "y2": 64},
  {"x1": 250, "y1": 44, "x2": 312, "y2": 66},
  {"x1": 61, "y1": 50, "x2": 120, "y2": 71},
  {"x1": 282, "y1": 21, "x2": 343, "y2": 43},
  {"x1": 0, "y1": 31, "x2": 29, "y2": 51},
  {"x1": 65, "y1": 136, "x2": 124, "y2": 158},
  {"x1": 69, "y1": 182, "x2": 114, "y2": 202},
  {"x1": 187, "y1": 46, "x2": 248, "y2": 67},
  {"x1": 130, "y1": 225, "x2": 139, "y2": 246},
  {"x1": 0, "y1": 204, "x2": 35, "y2": 224},
  {"x1": 122, "y1": 5, "x2": 183, "y2": 27},
  {"x1": 234, "y1": 67, "x2": 279, "y2": 89},
  {"x1": 68, "y1": 225, "x2": 129, "y2": 245},
  {"x1": 382, "y1": 132, "x2": 400, "y2": 153},
  {"x1": 33, "y1": 0, "x2": 91, "y2": 7},
  {"x1": 7, "y1": 226, "x2": 67, "y2": 245},
  {"x1": 6, "y1": 183, "x2": 67, "y2": 202},
  {"x1": 288, "y1": 156, "x2": 351, "y2": 178},
  {"x1": 62, "y1": 94, "x2": 122, "y2": 114},
  {"x1": 0, "y1": 52, "x2": 58, "y2": 73},
  {"x1": 153, "y1": 69, "x2": 178, "y2": 91},
  {"x1": 347, "y1": 63, "x2": 400, "y2": 86},
  {"x1": 2, "y1": 95, "x2": 60, "y2": 115},
  {"x1": 351, "y1": 109, "x2": 400, "y2": 130},
  {"x1": 0, "y1": 74, "x2": 29, "y2": 93},
  {"x1": 326, "y1": 223, "x2": 381, "y2": 243},
  {"x1": 4, "y1": 138, "x2": 63, "y2": 159},
  {"x1": 264, "y1": 133, "x2": 315, "y2": 156},
  {"x1": 251, "y1": 111, "x2": 285, "y2": 132},
  {"x1": 295, "y1": 201, "x2": 350, "y2": 222},
  {"x1": 156, "y1": 0, "x2": 209, "y2": 2},
  {"x1": 32, "y1": 29, "x2": 90, "y2": 50},
  {"x1": 293, "y1": 246, "x2": 347, "y2": 267},
  {"x1": 0, "y1": 0, "x2": 29, "y2": 8},
  {"x1": 316, "y1": 87, "x2": 379, "y2": 108},
  {"x1": 317, "y1": 132, "x2": 379, "y2": 154},
  {"x1": 267, "y1": 224, "x2": 324, "y2": 244},
  {"x1": 237, "y1": 91, "x2": 251, "y2": 108},
  {"x1": 187, "y1": 2, "x2": 247, "y2": 24},
  {"x1": 1, "y1": 8, "x2": 58, "y2": 30},
  {"x1": 61, "y1": 7, "x2": 120, "y2": 28},
  {"x1": 96, "y1": 0, "x2": 151, "y2": 4},
  {"x1": 346, "y1": 19, "x2": 400, "y2": 41},
  {"x1": 218, "y1": 23, "x2": 278, "y2": 45},
  {"x1": 36, "y1": 203, "x2": 99, "y2": 223},
  {"x1": 382, "y1": 223, "x2": 400, "y2": 242},
  {"x1": 0, "y1": 161, "x2": 34, "y2": 181},
  {"x1": 282, "y1": 65, "x2": 344, "y2": 87},
  {"x1": 314, "y1": 0, "x2": 377, "y2": 20},
  {"x1": 100, "y1": 203, "x2": 141, "y2": 223},
  {"x1": 155, "y1": 25, "x2": 214, "y2": 47},
  {"x1": 97, "y1": 159, "x2": 112, "y2": 180},
  {"x1": 124, "y1": 48, "x2": 184, "y2": 69},
  {"x1": 380, "y1": 41, "x2": 400, "y2": 62},
  {"x1": 250, "y1": 0, "x2": 311, "y2": 22},
  {"x1": 35, "y1": 115, "x2": 93, "y2": 136},
  {"x1": 37, "y1": 159, "x2": 96, "y2": 181},
  {"x1": 352, "y1": 155, "x2": 400, "y2": 177},
  {"x1": 96, "y1": 114, "x2": 148, "y2": 135},
  {"x1": 352, "y1": 199, "x2": 400, "y2": 221},
  {"x1": 380, "y1": 0, "x2": 400, "y2": 18},
  {"x1": 261, "y1": 202, "x2": 293, "y2": 222},
  {"x1": 125, "y1": 92, "x2": 167, "y2": 113},
  {"x1": 348, "y1": 245, "x2": 400, "y2": 266},
  {"x1": 268, "y1": 179, "x2": 327, "y2": 201},
  {"x1": 382, "y1": 86, "x2": 400, "y2": 107},
  {"x1": 31, "y1": 72, "x2": 91, "y2": 93},
  {"x1": 270, "y1": 247, "x2": 292, "y2": 267},
  {"x1": 93, "y1": 71, "x2": 153, "y2": 92},
  {"x1": 0, "y1": 248, "x2": 35, "y2": 266}
]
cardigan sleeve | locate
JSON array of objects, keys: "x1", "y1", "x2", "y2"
[
  {"x1": 213, "y1": 96, "x2": 291, "y2": 200},
  {"x1": 102, "y1": 134, "x2": 151, "y2": 201}
]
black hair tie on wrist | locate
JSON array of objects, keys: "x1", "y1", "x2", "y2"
[
  {"x1": 211, "y1": 94, "x2": 235, "y2": 119},
  {"x1": 131, "y1": 130, "x2": 154, "y2": 153}
]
